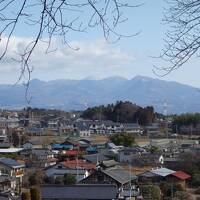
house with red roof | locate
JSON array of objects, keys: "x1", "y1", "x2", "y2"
[
  {"x1": 138, "y1": 168, "x2": 191, "y2": 189},
  {"x1": 167, "y1": 171, "x2": 191, "y2": 189},
  {"x1": 60, "y1": 150, "x2": 79, "y2": 159},
  {"x1": 62, "y1": 159, "x2": 96, "y2": 170}
]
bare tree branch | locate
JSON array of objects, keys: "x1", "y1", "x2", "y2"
[
  {"x1": 0, "y1": 0, "x2": 140, "y2": 102},
  {"x1": 155, "y1": 0, "x2": 200, "y2": 76}
]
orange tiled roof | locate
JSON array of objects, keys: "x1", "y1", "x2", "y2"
[{"x1": 62, "y1": 159, "x2": 96, "y2": 170}]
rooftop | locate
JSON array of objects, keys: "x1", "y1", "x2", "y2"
[
  {"x1": 171, "y1": 171, "x2": 191, "y2": 180},
  {"x1": 62, "y1": 160, "x2": 96, "y2": 170},
  {"x1": 102, "y1": 167, "x2": 137, "y2": 185},
  {"x1": 0, "y1": 158, "x2": 25, "y2": 169},
  {"x1": 151, "y1": 167, "x2": 175, "y2": 177},
  {"x1": 41, "y1": 184, "x2": 118, "y2": 200},
  {"x1": 83, "y1": 153, "x2": 110, "y2": 164}
]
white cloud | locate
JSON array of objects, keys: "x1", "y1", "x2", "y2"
[{"x1": 0, "y1": 36, "x2": 135, "y2": 83}]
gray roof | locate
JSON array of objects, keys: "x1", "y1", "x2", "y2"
[
  {"x1": 123, "y1": 123, "x2": 140, "y2": 129},
  {"x1": 41, "y1": 184, "x2": 118, "y2": 200},
  {"x1": 0, "y1": 158, "x2": 25, "y2": 169},
  {"x1": 151, "y1": 167, "x2": 175, "y2": 177},
  {"x1": 83, "y1": 153, "x2": 110, "y2": 164},
  {"x1": 32, "y1": 148, "x2": 53, "y2": 156},
  {"x1": 120, "y1": 146, "x2": 146, "y2": 153},
  {"x1": 101, "y1": 160, "x2": 118, "y2": 168},
  {"x1": 138, "y1": 171, "x2": 160, "y2": 178},
  {"x1": 138, "y1": 168, "x2": 176, "y2": 178},
  {"x1": 45, "y1": 167, "x2": 87, "y2": 177},
  {"x1": 102, "y1": 167, "x2": 137, "y2": 185}
]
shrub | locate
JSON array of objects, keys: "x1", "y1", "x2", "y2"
[
  {"x1": 30, "y1": 187, "x2": 40, "y2": 200},
  {"x1": 22, "y1": 192, "x2": 31, "y2": 200}
]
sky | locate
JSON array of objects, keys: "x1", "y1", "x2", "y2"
[{"x1": 0, "y1": 1, "x2": 200, "y2": 87}]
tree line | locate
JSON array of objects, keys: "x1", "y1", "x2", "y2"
[
  {"x1": 172, "y1": 113, "x2": 200, "y2": 132},
  {"x1": 81, "y1": 101, "x2": 155, "y2": 125}
]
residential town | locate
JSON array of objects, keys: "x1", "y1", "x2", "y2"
[
  {"x1": 0, "y1": 107, "x2": 199, "y2": 200},
  {"x1": 1, "y1": 0, "x2": 200, "y2": 200}
]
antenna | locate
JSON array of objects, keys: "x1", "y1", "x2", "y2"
[
  {"x1": 96, "y1": 154, "x2": 100, "y2": 170},
  {"x1": 76, "y1": 153, "x2": 79, "y2": 183},
  {"x1": 163, "y1": 101, "x2": 168, "y2": 116},
  {"x1": 129, "y1": 164, "x2": 132, "y2": 199},
  {"x1": 96, "y1": 154, "x2": 99, "y2": 166}
]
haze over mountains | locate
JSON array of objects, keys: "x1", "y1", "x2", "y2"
[{"x1": 1, "y1": 76, "x2": 200, "y2": 114}]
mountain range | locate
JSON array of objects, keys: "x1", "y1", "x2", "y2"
[{"x1": 1, "y1": 76, "x2": 200, "y2": 114}]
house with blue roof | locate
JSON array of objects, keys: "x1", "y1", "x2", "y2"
[
  {"x1": 51, "y1": 144, "x2": 73, "y2": 150},
  {"x1": 86, "y1": 146, "x2": 98, "y2": 154}
]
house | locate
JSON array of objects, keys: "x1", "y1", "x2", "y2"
[
  {"x1": 41, "y1": 184, "x2": 119, "y2": 200},
  {"x1": 0, "y1": 174, "x2": 15, "y2": 192},
  {"x1": 179, "y1": 140, "x2": 199, "y2": 152},
  {"x1": 80, "y1": 166, "x2": 137, "y2": 189},
  {"x1": 164, "y1": 156, "x2": 181, "y2": 169},
  {"x1": 139, "y1": 153, "x2": 164, "y2": 167},
  {"x1": 138, "y1": 167, "x2": 175, "y2": 183},
  {"x1": 0, "y1": 158, "x2": 25, "y2": 192},
  {"x1": 150, "y1": 139, "x2": 178, "y2": 152},
  {"x1": 51, "y1": 144, "x2": 73, "y2": 151},
  {"x1": 167, "y1": 171, "x2": 191, "y2": 189},
  {"x1": 138, "y1": 168, "x2": 191, "y2": 191},
  {"x1": 25, "y1": 127, "x2": 43, "y2": 136},
  {"x1": 118, "y1": 147, "x2": 146, "y2": 164},
  {"x1": 0, "y1": 131, "x2": 11, "y2": 149},
  {"x1": 86, "y1": 146, "x2": 98, "y2": 154},
  {"x1": 119, "y1": 150, "x2": 164, "y2": 167},
  {"x1": 78, "y1": 139, "x2": 91, "y2": 145},
  {"x1": 44, "y1": 160, "x2": 95, "y2": 182},
  {"x1": 123, "y1": 123, "x2": 143, "y2": 134},
  {"x1": 62, "y1": 140, "x2": 78, "y2": 149},
  {"x1": 6, "y1": 118, "x2": 19, "y2": 129},
  {"x1": 23, "y1": 148, "x2": 57, "y2": 168},
  {"x1": 44, "y1": 163, "x2": 90, "y2": 182},
  {"x1": 0, "y1": 148, "x2": 23, "y2": 155},
  {"x1": 83, "y1": 153, "x2": 111, "y2": 164},
  {"x1": 145, "y1": 123, "x2": 160, "y2": 136},
  {"x1": 179, "y1": 124, "x2": 200, "y2": 135},
  {"x1": 0, "y1": 118, "x2": 7, "y2": 129},
  {"x1": 48, "y1": 120, "x2": 59, "y2": 130},
  {"x1": 77, "y1": 140, "x2": 91, "y2": 151},
  {"x1": 99, "y1": 160, "x2": 118, "y2": 169},
  {"x1": 61, "y1": 150, "x2": 79, "y2": 158},
  {"x1": 103, "y1": 121, "x2": 123, "y2": 134},
  {"x1": 61, "y1": 159, "x2": 96, "y2": 171},
  {"x1": 23, "y1": 140, "x2": 43, "y2": 149},
  {"x1": 77, "y1": 127, "x2": 91, "y2": 138},
  {"x1": 73, "y1": 122, "x2": 91, "y2": 137}
]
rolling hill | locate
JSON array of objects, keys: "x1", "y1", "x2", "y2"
[{"x1": 1, "y1": 76, "x2": 200, "y2": 114}]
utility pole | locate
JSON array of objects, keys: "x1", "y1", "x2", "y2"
[
  {"x1": 76, "y1": 153, "x2": 79, "y2": 183},
  {"x1": 190, "y1": 125, "x2": 193, "y2": 139},
  {"x1": 171, "y1": 180, "x2": 174, "y2": 200},
  {"x1": 129, "y1": 164, "x2": 132, "y2": 199}
]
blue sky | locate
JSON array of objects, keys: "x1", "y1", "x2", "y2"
[{"x1": 0, "y1": 1, "x2": 199, "y2": 87}]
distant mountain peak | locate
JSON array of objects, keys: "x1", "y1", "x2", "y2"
[
  {"x1": 0, "y1": 76, "x2": 199, "y2": 114},
  {"x1": 101, "y1": 76, "x2": 128, "y2": 81},
  {"x1": 30, "y1": 79, "x2": 46, "y2": 84},
  {"x1": 133, "y1": 75, "x2": 155, "y2": 82}
]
